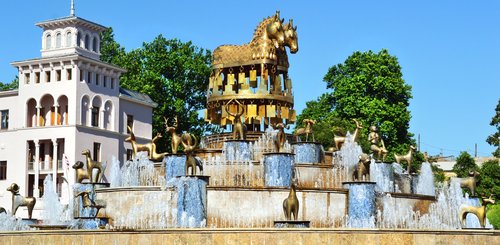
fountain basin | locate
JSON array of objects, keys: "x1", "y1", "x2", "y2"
[
  {"x1": 342, "y1": 181, "x2": 376, "y2": 228},
  {"x1": 263, "y1": 153, "x2": 295, "y2": 187},
  {"x1": 292, "y1": 142, "x2": 323, "y2": 164},
  {"x1": 223, "y1": 140, "x2": 253, "y2": 161}
]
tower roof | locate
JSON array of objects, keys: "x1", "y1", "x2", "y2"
[{"x1": 35, "y1": 16, "x2": 107, "y2": 33}]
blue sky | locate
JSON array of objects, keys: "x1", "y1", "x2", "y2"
[{"x1": 1, "y1": 1, "x2": 499, "y2": 157}]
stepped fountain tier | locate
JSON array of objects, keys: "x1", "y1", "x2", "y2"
[{"x1": 292, "y1": 141, "x2": 323, "y2": 164}]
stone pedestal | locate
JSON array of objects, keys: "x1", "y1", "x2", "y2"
[
  {"x1": 173, "y1": 175, "x2": 210, "y2": 228},
  {"x1": 342, "y1": 181, "x2": 376, "y2": 228},
  {"x1": 165, "y1": 154, "x2": 187, "y2": 184},
  {"x1": 263, "y1": 153, "x2": 295, "y2": 187},
  {"x1": 394, "y1": 173, "x2": 412, "y2": 194},
  {"x1": 223, "y1": 140, "x2": 252, "y2": 161},
  {"x1": 292, "y1": 142, "x2": 322, "y2": 164},
  {"x1": 274, "y1": 220, "x2": 310, "y2": 228},
  {"x1": 371, "y1": 162, "x2": 394, "y2": 192}
]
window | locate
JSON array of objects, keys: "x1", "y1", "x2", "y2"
[
  {"x1": 87, "y1": 71, "x2": 92, "y2": 84},
  {"x1": 56, "y1": 70, "x2": 61, "y2": 81},
  {"x1": 95, "y1": 73, "x2": 99, "y2": 86},
  {"x1": 103, "y1": 76, "x2": 107, "y2": 87},
  {"x1": 46, "y1": 34, "x2": 52, "y2": 49},
  {"x1": 66, "y1": 69, "x2": 72, "y2": 81},
  {"x1": 126, "y1": 149, "x2": 133, "y2": 161},
  {"x1": 126, "y1": 114, "x2": 133, "y2": 133},
  {"x1": 92, "y1": 37, "x2": 98, "y2": 52},
  {"x1": 66, "y1": 32, "x2": 72, "y2": 47},
  {"x1": 0, "y1": 161, "x2": 6, "y2": 180},
  {"x1": 45, "y1": 71, "x2": 51, "y2": 83},
  {"x1": 35, "y1": 72, "x2": 40, "y2": 83},
  {"x1": 55, "y1": 33, "x2": 62, "y2": 48},
  {"x1": 91, "y1": 107, "x2": 99, "y2": 127},
  {"x1": 79, "y1": 69, "x2": 84, "y2": 82},
  {"x1": 77, "y1": 32, "x2": 81, "y2": 47},
  {"x1": 93, "y1": 142, "x2": 101, "y2": 162},
  {"x1": 110, "y1": 78, "x2": 115, "y2": 89},
  {"x1": 24, "y1": 73, "x2": 30, "y2": 84},
  {"x1": 0, "y1": 110, "x2": 8, "y2": 130},
  {"x1": 84, "y1": 35, "x2": 90, "y2": 49}
]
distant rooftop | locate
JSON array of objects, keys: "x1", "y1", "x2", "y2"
[{"x1": 119, "y1": 88, "x2": 157, "y2": 108}]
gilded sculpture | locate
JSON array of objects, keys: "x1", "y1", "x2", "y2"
[
  {"x1": 394, "y1": 145, "x2": 416, "y2": 173},
  {"x1": 165, "y1": 116, "x2": 183, "y2": 154},
  {"x1": 352, "y1": 153, "x2": 371, "y2": 181},
  {"x1": 282, "y1": 180, "x2": 299, "y2": 221},
  {"x1": 456, "y1": 171, "x2": 480, "y2": 197},
  {"x1": 459, "y1": 195, "x2": 495, "y2": 228},
  {"x1": 332, "y1": 119, "x2": 362, "y2": 151},
  {"x1": 271, "y1": 122, "x2": 288, "y2": 152},
  {"x1": 125, "y1": 126, "x2": 166, "y2": 161},
  {"x1": 82, "y1": 149, "x2": 104, "y2": 183},
  {"x1": 225, "y1": 100, "x2": 247, "y2": 140},
  {"x1": 73, "y1": 161, "x2": 91, "y2": 183},
  {"x1": 368, "y1": 125, "x2": 388, "y2": 162},
  {"x1": 6, "y1": 183, "x2": 36, "y2": 219},
  {"x1": 182, "y1": 133, "x2": 203, "y2": 175},
  {"x1": 294, "y1": 119, "x2": 316, "y2": 142}
]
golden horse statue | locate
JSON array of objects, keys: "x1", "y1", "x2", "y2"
[{"x1": 459, "y1": 195, "x2": 495, "y2": 228}]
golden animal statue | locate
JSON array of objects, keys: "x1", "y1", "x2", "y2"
[
  {"x1": 294, "y1": 119, "x2": 316, "y2": 142},
  {"x1": 394, "y1": 145, "x2": 416, "y2": 173},
  {"x1": 0, "y1": 207, "x2": 6, "y2": 214},
  {"x1": 271, "y1": 122, "x2": 288, "y2": 152},
  {"x1": 164, "y1": 116, "x2": 183, "y2": 154},
  {"x1": 276, "y1": 19, "x2": 299, "y2": 68},
  {"x1": 73, "y1": 161, "x2": 91, "y2": 183},
  {"x1": 368, "y1": 125, "x2": 388, "y2": 162},
  {"x1": 6, "y1": 183, "x2": 36, "y2": 219},
  {"x1": 352, "y1": 153, "x2": 372, "y2": 181},
  {"x1": 81, "y1": 149, "x2": 104, "y2": 183},
  {"x1": 283, "y1": 180, "x2": 299, "y2": 221},
  {"x1": 454, "y1": 171, "x2": 480, "y2": 197},
  {"x1": 332, "y1": 119, "x2": 362, "y2": 151},
  {"x1": 150, "y1": 132, "x2": 167, "y2": 162},
  {"x1": 74, "y1": 190, "x2": 106, "y2": 218},
  {"x1": 225, "y1": 101, "x2": 247, "y2": 140},
  {"x1": 182, "y1": 133, "x2": 203, "y2": 175},
  {"x1": 459, "y1": 195, "x2": 495, "y2": 228},
  {"x1": 212, "y1": 11, "x2": 285, "y2": 67},
  {"x1": 125, "y1": 126, "x2": 155, "y2": 159}
]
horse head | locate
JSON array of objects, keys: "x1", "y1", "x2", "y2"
[
  {"x1": 284, "y1": 19, "x2": 298, "y2": 53},
  {"x1": 266, "y1": 11, "x2": 285, "y2": 48}
]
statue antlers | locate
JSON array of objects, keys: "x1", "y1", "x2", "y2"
[{"x1": 225, "y1": 100, "x2": 247, "y2": 140}]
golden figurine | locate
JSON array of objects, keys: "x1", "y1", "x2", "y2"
[
  {"x1": 456, "y1": 171, "x2": 480, "y2": 196},
  {"x1": 283, "y1": 181, "x2": 299, "y2": 221},
  {"x1": 459, "y1": 195, "x2": 495, "y2": 228},
  {"x1": 368, "y1": 125, "x2": 388, "y2": 162},
  {"x1": 394, "y1": 145, "x2": 416, "y2": 173},
  {"x1": 74, "y1": 190, "x2": 106, "y2": 218},
  {"x1": 6, "y1": 183, "x2": 36, "y2": 219},
  {"x1": 332, "y1": 119, "x2": 362, "y2": 151},
  {"x1": 181, "y1": 134, "x2": 203, "y2": 175},
  {"x1": 225, "y1": 100, "x2": 247, "y2": 140},
  {"x1": 352, "y1": 153, "x2": 371, "y2": 181},
  {"x1": 72, "y1": 161, "x2": 91, "y2": 183},
  {"x1": 150, "y1": 133, "x2": 167, "y2": 161},
  {"x1": 294, "y1": 119, "x2": 316, "y2": 142},
  {"x1": 125, "y1": 126, "x2": 166, "y2": 161},
  {"x1": 271, "y1": 122, "x2": 288, "y2": 152},
  {"x1": 164, "y1": 116, "x2": 183, "y2": 154},
  {"x1": 81, "y1": 149, "x2": 104, "y2": 183}
]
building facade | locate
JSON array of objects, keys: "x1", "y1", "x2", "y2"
[{"x1": 0, "y1": 11, "x2": 156, "y2": 216}]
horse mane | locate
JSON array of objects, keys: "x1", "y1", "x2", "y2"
[{"x1": 250, "y1": 16, "x2": 274, "y2": 44}]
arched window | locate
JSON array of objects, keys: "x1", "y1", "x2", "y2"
[
  {"x1": 92, "y1": 37, "x2": 98, "y2": 52},
  {"x1": 45, "y1": 35, "x2": 52, "y2": 49},
  {"x1": 55, "y1": 33, "x2": 62, "y2": 48},
  {"x1": 84, "y1": 35, "x2": 90, "y2": 49},
  {"x1": 77, "y1": 32, "x2": 81, "y2": 47},
  {"x1": 66, "y1": 32, "x2": 72, "y2": 47}
]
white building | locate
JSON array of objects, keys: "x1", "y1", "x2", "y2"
[{"x1": 0, "y1": 6, "x2": 156, "y2": 216}]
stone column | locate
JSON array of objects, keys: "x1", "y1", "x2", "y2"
[
  {"x1": 34, "y1": 140, "x2": 40, "y2": 198},
  {"x1": 88, "y1": 106, "x2": 93, "y2": 126},
  {"x1": 52, "y1": 139, "x2": 58, "y2": 191},
  {"x1": 99, "y1": 108, "x2": 105, "y2": 129}
]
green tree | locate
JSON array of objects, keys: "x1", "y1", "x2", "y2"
[
  {"x1": 486, "y1": 98, "x2": 500, "y2": 157},
  {"x1": 477, "y1": 159, "x2": 500, "y2": 197},
  {"x1": 0, "y1": 76, "x2": 19, "y2": 91},
  {"x1": 452, "y1": 151, "x2": 478, "y2": 178},
  {"x1": 323, "y1": 49, "x2": 413, "y2": 152},
  {"x1": 100, "y1": 30, "x2": 213, "y2": 153}
]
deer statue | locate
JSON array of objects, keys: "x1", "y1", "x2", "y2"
[
  {"x1": 332, "y1": 119, "x2": 362, "y2": 151},
  {"x1": 150, "y1": 132, "x2": 167, "y2": 162},
  {"x1": 394, "y1": 145, "x2": 416, "y2": 173},
  {"x1": 164, "y1": 116, "x2": 183, "y2": 154},
  {"x1": 181, "y1": 133, "x2": 203, "y2": 175},
  {"x1": 283, "y1": 178, "x2": 299, "y2": 221},
  {"x1": 459, "y1": 194, "x2": 495, "y2": 228},
  {"x1": 225, "y1": 101, "x2": 247, "y2": 140},
  {"x1": 368, "y1": 125, "x2": 388, "y2": 162},
  {"x1": 352, "y1": 153, "x2": 371, "y2": 181},
  {"x1": 294, "y1": 119, "x2": 316, "y2": 142},
  {"x1": 271, "y1": 122, "x2": 288, "y2": 152},
  {"x1": 125, "y1": 126, "x2": 159, "y2": 160},
  {"x1": 81, "y1": 149, "x2": 105, "y2": 183},
  {"x1": 453, "y1": 171, "x2": 480, "y2": 197},
  {"x1": 6, "y1": 183, "x2": 36, "y2": 219}
]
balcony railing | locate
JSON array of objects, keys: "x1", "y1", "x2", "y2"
[{"x1": 28, "y1": 160, "x2": 64, "y2": 172}]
